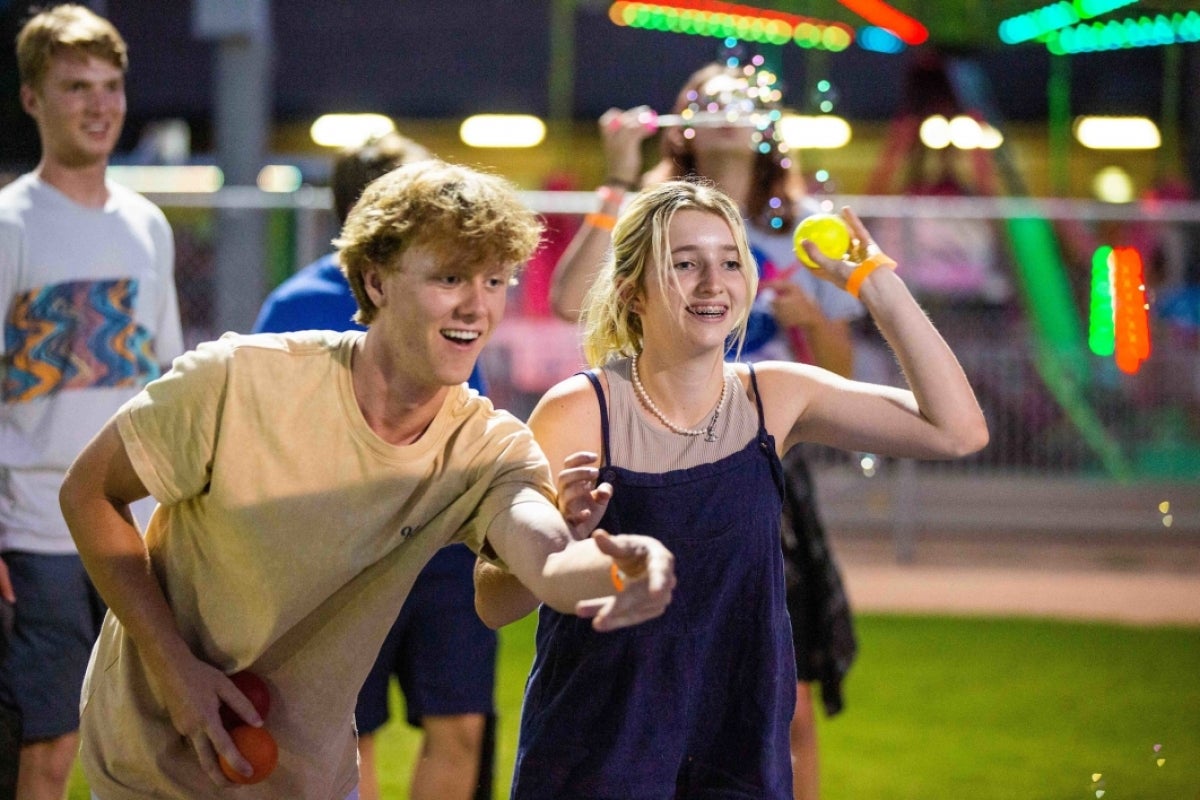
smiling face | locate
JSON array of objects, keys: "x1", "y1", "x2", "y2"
[
  {"x1": 364, "y1": 243, "x2": 511, "y2": 390},
  {"x1": 21, "y1": 52, "x2": 125, "y2": 169},
  {"x1": 638, "y1": 209, "x2": 750, "y2": 355}
]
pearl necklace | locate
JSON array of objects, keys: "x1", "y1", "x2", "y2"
[{"x1": 630, "y1": 353, "x2": 729, "y2": 442}]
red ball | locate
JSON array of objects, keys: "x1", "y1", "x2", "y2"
[
  {"x1": 219, "y1": 725, "x2": 278, "y2": 785},
  {"x1": 219, "y1": 671, "x2": 271, "y2": 730}
]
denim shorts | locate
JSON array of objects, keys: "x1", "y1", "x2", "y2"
[
  {"x1": 0, "y1": 551, "x2": 106, "y2": 740},
  {"x1": 355, "y1": 545, "x2": 497, "y2": 733}
]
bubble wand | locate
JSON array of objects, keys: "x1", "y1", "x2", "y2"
[{"x1": 611, "y1": 108, "x2": 783, "y2": 132}]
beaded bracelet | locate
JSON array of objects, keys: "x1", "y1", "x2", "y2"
[
  {"x1": 610, "y1": 562, "x2": 627, "y2": 592},
  {"x1": 845, "y1": 253, "x2": 897, "y2": 299},
  {"x1": 585, "y1": 212, "x2": 617, "y2": 232}
]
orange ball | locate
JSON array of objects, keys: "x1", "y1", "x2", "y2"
[
  {"x1": 218, "y1": 725, "x2": 278, "y2": 785},
  {"x1": 219, "y1": 671, "x2": 272, "y2": 730},
  {"x1": 793, "y1": 213, "x2": 851, "y2": 269}
]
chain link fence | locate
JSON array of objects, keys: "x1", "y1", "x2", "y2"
[{"x1": 153, "y1": 189, "x2": 1200, "y2": 535}]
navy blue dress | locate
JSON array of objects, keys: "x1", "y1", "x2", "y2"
[{"x1": 512, "y1": 367, "x2": 797, "y2": 799}]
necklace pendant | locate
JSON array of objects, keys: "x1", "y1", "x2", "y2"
[{"x1": 704, "y1": 430, "x2": 718, "y2": 442}]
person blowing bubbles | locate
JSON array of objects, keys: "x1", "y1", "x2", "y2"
[{"x1": 549, "y1": 60, "x2": 865, "y2": 800}]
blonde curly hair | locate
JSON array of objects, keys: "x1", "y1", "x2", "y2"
[
  {"x1": 335, "y1": 160, "x2": 543, "y2": 325},
  {"x1": 581, "y1": 180, "x2": 757, "y2": 367}
]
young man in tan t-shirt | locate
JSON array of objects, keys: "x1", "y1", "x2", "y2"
[{"x1": 59, "y1": 160, "x2": 676, "y2": 800}]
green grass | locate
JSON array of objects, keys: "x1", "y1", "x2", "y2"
[{"x1": 70, "y1": 614, "x2": 1200, "y2": 799}]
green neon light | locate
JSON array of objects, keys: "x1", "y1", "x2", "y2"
[
  {"x1": 609, "y1": 2, "x2": 854, "y2": 52},
  {"x1": 1045, "y1": 12, "x2": 1200, "y2": 53},
  {"x1": 1006, "y1": 217, "x2": 1133, "y2": 478},
  {"x1": 998, "y1": 0, "x2": 1137, "y2": 44},
  {"x1": 1007, "y1": 217, "x2": 1084, "y2": 350},
  {"x1": 1088, "y1": 246, "x2": 1115, "y2": 357}
]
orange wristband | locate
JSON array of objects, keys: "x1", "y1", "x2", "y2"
[
  {"x1": 585, "y1": 212, "x2": 617, "y2": 232},
  {"x1": 610, "y1": 562, "x2": 626, "y2": 592},
  {"x1": 845, "y1": 253, "x2": 896, "y2": 298}
]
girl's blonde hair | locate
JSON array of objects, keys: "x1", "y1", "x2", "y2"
[{"x1": 581, "y1": 180, "x2": 757, "y2": 367}]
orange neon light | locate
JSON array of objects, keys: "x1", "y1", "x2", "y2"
[{"x1": 1111, "y1": 246, "x2": 1150, "y2": 375}]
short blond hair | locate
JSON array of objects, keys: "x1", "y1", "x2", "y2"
[
  {"x1": 581, "y1": 180, "x2": 757, "y2": 367},
  {"x1": 334, "y1": 160, "x2": 544, "y2": 325},
  {"x1": 17, "y1": 4, "x2": 128, "y2": 89}
]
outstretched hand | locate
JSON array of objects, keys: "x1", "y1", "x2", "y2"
[
  {"x1": 556, "y1": 451, "x2": 613, "y2": 539},
  {"x1": 576, "y1": 530, "x2": 676, "y2": 632}
]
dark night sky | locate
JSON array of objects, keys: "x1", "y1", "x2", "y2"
[{"x1": 0, "y1": 1, "x2": 1175, "y2": 170}]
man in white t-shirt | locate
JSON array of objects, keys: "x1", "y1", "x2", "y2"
[
  {"x1": 58, "y1": 159, "x2": 676, "y2": 800},
  {"x1": 0, "y1": 7, "x2": 183, "y2": 798}
]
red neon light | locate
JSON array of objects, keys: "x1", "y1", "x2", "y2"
[
  {"x1": 683, "y1": 0, "x2": 800, "y2": 23},
  {"x1": 1111, "y1": 246, "x2": 1150, "y2": 375},
  {"x1": 837, "y1": 0, "x2": 928, "y2": 44}
]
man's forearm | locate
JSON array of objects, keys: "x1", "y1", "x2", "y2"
[
  {"x1": 473, "y1": 559, "x2": 540, "y2": 629},
  {"x1": 485, "y1": 501, "x2": 618, "y2": 614}
]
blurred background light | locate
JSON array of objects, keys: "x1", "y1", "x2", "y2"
[
  {"x1": 459, "y1": 115, "x2": 547, "y2": 148},
  {"x1": 857, "y1": 25, "x2": 905, "y2": 53},
  {"x1": 107, "y1": 165, "x2": 224, "y2": 193},
  {"x1": 836, "y1": 0, "x2": 928, "y2": 45},
  {"x1": 777, "y1": 114, "x2": 852, "y2": 149},
  {"x1": 257, "y1": 164, "x2": 303, "y2": 193},
  {"x1": 309, "y1": 113, "x2": 396, "y2": 148},
  {"x1": 919, "y1": 115, "x2": 952, "y2": 149},
  {"x1": 1045, "y1": 10, "x2": 1200, "y2": 53},
  {"x1": 1074, "y1": 116, "x2": 1161, "y2": 150},
  {"x1": 998, "y1": 0, "x2": 1138, "y2": 44},
  {"x1": 608, "y1": 1, "x2": 854, "y2": 52},
  {"x1": 1092, "y1": 165, "x2": 1135, "y2": 202}
]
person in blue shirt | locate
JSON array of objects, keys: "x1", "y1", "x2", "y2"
[{"x1": 252, "y1": 134, "x2": 491, "y2": 800}]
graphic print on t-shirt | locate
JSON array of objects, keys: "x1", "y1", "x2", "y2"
[{"x1": 3, "y1": 277, "x2": 159, "y2": 403}]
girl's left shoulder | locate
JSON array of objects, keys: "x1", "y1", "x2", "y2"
[
  {"x1": 728, "y1": 359, "x2": 832, "y2": 411},
  {"x1": 728, "y1": 359, "x2": 821, "y2": 385}
]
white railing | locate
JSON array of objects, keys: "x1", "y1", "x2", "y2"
[{"x1": 149, "y1": 188, "x2": 1200, "y2": 540}]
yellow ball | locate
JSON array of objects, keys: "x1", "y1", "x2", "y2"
[{"x1": 793, "y1": 213, "x2": 850, "y2": 269}]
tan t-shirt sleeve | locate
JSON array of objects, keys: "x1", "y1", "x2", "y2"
[
  {"x1": 116, "y1": 336, "x2": 230, "y2": 506},
  {"x1": 456, "y1": 417, "x2": 557, "y2": 567}
]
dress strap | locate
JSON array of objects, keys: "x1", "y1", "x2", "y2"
[
  {"x1": 747, "y1": 363, "x2": 787, "y2": 498},
  {"x1": 580, "y1": 370, "x2": 611, "y2": 468},
  {"x1": 746, "y1": 363, "x2": 768, "y2": 432}
]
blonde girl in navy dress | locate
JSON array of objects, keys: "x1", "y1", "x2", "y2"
[{"x1": 482, "y1": 180, "x2": 988, "y2": 799}]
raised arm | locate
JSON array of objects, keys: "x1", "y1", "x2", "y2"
[
  {"x1": 760, "y1": 208, "x2": 989, "y2": 460},
  {"x1": 549, "y1": 107, "x2": 655, "y2": 321},
  {"x1": 59, "y1": 420, "x2": 262, "y2": 784}
]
